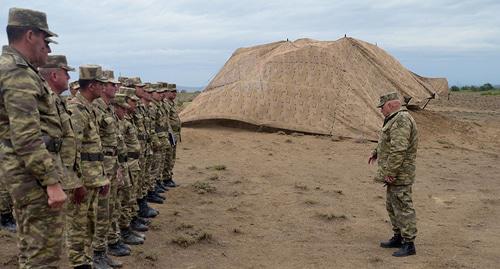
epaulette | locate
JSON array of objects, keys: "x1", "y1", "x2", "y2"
[{"x1": 12, "y1": 54, "x2": 28, "y2": 68}]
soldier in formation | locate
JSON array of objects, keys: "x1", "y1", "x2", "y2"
[{"x1": 0, "y1": 7, "x2": 182, "y2": 268}]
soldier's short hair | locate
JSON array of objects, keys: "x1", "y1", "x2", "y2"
[
  {"x1": 6, "y1": 25, "x2": 43, "y2": 43},
  {"x1": 78, "y1": 79, "x2": 103, "y2": 90}
]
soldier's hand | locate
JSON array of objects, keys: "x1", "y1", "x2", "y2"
[
  {"x1": 384, "y1": 176, "x2": 396, "y2": 184},
  {"x1": 72, "y1": 186, "x2": 87, "y2": 204},
  {"x1": 99, "y1": 184, "x2": 110, "y2": 196},
  {"x1": 46, "y1": 183, "x2": 67, "y2": 209},
  {"x1": 368, "y1": 153, "x2": 377, "y2": 164}
]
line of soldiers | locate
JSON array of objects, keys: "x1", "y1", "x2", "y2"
[{"x1": 0, "y1": 7, "x2": 182, "y2": 269}]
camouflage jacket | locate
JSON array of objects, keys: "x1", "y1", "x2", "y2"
[
  {"x1": 167, "y1": 99, "x2": 181, "y2": 133},
  {"x1": 53, "y1": 92, "x2": 82, "y2": 189},
  {"x1": 374, "y1": 107, "x2": 418, "y2": 185},
  {"x1": 148, "y1": 101, "x2": 163, "y2": 150},
  {"x1": 135, "y1": 101, "x2": 153, "y2": 156},
  {"x1": 68, "y1": 93, "x2": 108, "y2": 188},
  {"x1": 123, "y1": 115, "x2": 141, "y2": 172},
  {"x1": 116, "y1": 118, "x2": 130, "y2": 187},
  {"x1": 0, "y1": 45, "x2": 62, "y2": 186},
  {"x1": 93, "y1": 98, "x2": 119, "y2": 178}
]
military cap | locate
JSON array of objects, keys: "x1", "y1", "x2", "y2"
[
  {"x1": 129, "y1": 77, "x2": 145, "y2": 87},
  {"x1": 102, "y1": 70, "x2": 120, "y2": 84},
  {"x1": 167, "y1": 83, "x2": 177, "y2": 92},
  {"x1": 69, "y1": 81, "x2": 80, "y2": 90},
  {"x1": 118, "y1": 86, "x2": 140, "y2": 101},
  {"x1": 8, "y1": 7, "x2": 58, "y2": 37},
  {"x1": 118, "y1": 76, "x2": 129, "y2": 85},
  {"x1": 40, "y1": 55, "x2": 74, "y2": 71},
  {"x1": 45, "y1": 37, "x2": 58, "y2": 44},
  {"x1": 79, "y1": 64, "x2": 108, "y2": 82},
  {"x1": 377, "y1": 92, "x2": 400, "y2": 108},
  {"x1": 113, "y1": 94, "x2": 131, "y2": 109}
]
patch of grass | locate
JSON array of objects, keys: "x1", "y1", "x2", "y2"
[
  {"x1": 294, "y1": 183, "x2": 308, "y2": 190},
  {"x1": 171, "y1": 229, "x2": 213, "y2": 248},
  {"x1": 305, "y1": 199, "x2": 319, "y2": 205},
  {"x1": 206, "y1": 164, "x2": 227, "y2": 171},
  {"x1": 284, "y1": 139, "x2": 293, "y2": 143},
  {"x1": 192, "y1": 181, "x2": 217, "y2": 194},
  {"x1": 481, "y1": 91, "x2": 500, "y2": 96},
  {"x1": 208, "y1": 174, "x2": 219, "y2": 181},
  {"x1": 317, "y1": 212, "x2": 348, "y2": 221},
  {"x1": 188, "y1": 165, "x2": 197, "y2": 170}
]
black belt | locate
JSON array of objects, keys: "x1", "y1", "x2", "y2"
[
  {"x1": 2, "y1": 136, "x2": 62, "y2": 153},
  {"x1": 137, "y1": 134, "x2": 148, "y2": 141},
  {"x1": 155, "y1": 126, "x2": 166, "y2": 133},
  {"x1": 103, "y1": 147, "x2": 117, "y2": 156},
  {"x1": 118, "y1": 154, "x2": 128, "y2": 163},
  {"x1": 81, "y1": 152, "x2": 104, "y2": 161},
  {"x1": 127, "y1": 152, "x2": 140, "y2": 159}
]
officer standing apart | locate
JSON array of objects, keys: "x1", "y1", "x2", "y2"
[
  {"x1": 0, "y1": 7, "x2": 67, "y2": 268},
  {"x1": 369, "y1": 92, "x2": 418, "y2": 257}
]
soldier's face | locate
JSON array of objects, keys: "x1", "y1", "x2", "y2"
[
  {"x1": 30, "y1": 31, "x2": 51, "y2": 67},
  {"x1": 127, "y1": 99, "x2": 137, "y2": 112},
  {"x1": 102, "y1": 82, "x2": 118, "y2": 99},
  {"x1": 55, "y1": 69, "x2": 70, "y2": 91}
]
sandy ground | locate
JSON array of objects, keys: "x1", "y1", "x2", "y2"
[{"x1": 1, "y1": 92, "x2": 499, "y2": 268}]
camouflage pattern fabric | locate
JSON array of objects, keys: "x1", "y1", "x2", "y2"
[
  {"x1": 135, "y1": 101, "x2": 153, "y2": 198},
  {"x1": 0, "y1": 186, "x2": 12, "y2": 214},
  {"x1": 148, "y1": 101, "x2": 165, "y2": 190},
  {"x1": 167, "y1": 99, "x2": 181, "y2": 180},
  {"x1": 374, "y1": 107, "x2": 418, "y2": 242},
  {"x1": 386, "y1": 185, "x2": 417, "y2": 242},
  {"x1": 0, "y1": 45, "x2": 65, "y2": 268},
  {"x1": 374, "y1": 107, "x2": 418, "y2": 185},
  {"x1": 66, "y1": 188, "x2": 99, "y2": 267},
  {"x1": 52, "y1": 92, "x2": 82, "y2": 190},
  {"x1": 123, "y1": 115, "x2": 141, "y2": 216},
  {"x1": 92, "y1": 97, "x2": 119, "y2": 252}
]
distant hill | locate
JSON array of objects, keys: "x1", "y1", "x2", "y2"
[{"x1": 177, "y1": 85, "x2": 205, "y2": 92}]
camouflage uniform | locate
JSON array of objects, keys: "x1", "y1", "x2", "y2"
[
  {"x1": 67, "y1": 66, "x2": 109, "y2": 267},
  {"x1": 374, "y1": 104, "x2": 418, "y2": 243},
  {"x1": 92, "y1": 97, "x2": 120, "y2": 253},
  {"x1": 166, "y1": 84, "x2": 181, "y2": 182},
  {"x1": 148, "y1": 98, "x2": 166, "y2": 191},
  {"x1": 0, "y1": 186, "x2": 12, "y2": 215},
  {"x1": 0, "y1": 8, "x2": 67, "y2": 266}
]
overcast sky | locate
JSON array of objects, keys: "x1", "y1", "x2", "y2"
[{"x1": 1, "y1": 0, "x2": 499, "y2": 87}]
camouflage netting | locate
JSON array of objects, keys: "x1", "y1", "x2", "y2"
[{"x1": 180, "y1": 37, "x2": 448, "y2": 140}]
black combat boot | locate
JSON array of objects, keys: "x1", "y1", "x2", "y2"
[
  {"x1": 146, "y1": 191, "x2": 164, "y2": 204},
  {"x1": 393, "y1": 241, "x2": 416, "y2": 257},
  {"x1": 164, "y1": 178, "x2": 177, "y2": 188},
  {"x1": 104, "y1": 253, "x2": 123, "y2": 268},
  {"x1": 380, "y1": 234, "x2": 403, "y2": 248},
  {"x1": 130, "y1": 217, "x2": 149, "y2": 232},
  {"x1": 108, "y1": 241, "x2": 130, "y2": 257},
  {"x1": 131, "y1": 229, "x2": 146, "y2": 240},
  {"x1": 156, "y1": 182, "x2": 167, "y2": 192},
  {"x1": 121, "y1": 227, "x2": 144, "y2": 245},
  {"x1": 93, "y1": 250, "x2": 112, "y2": 269},
  {"x1": 136, "y1": 216, "x2": 151, "y2": 225},
  {"x1": 0, "y1": 212, "x2": 17, "y2": 233},
  {"x1": 138, "y1": 199, "x2": 158, "y2": 218}
]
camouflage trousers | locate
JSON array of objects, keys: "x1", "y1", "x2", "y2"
[
  {"x1": 162, "y1": 142, "x2": 173, "y2": 181},
  {"x1": 107, "y1": 181, "x2": 122, "y2": 245},
  {"x1": 0, "y1": 153, "x2": 64, "y2": 269},
  {"x1": 149, "y1": 143, "x2": 165, "y2": 191},
  {"x1": 386, "y1": 184, "x2": 417, "y2": 242},
  {"x1": 66, "y1": 187, "x2": 99, "y2": 267},
  {"x1": 0, "y1": 186, "x2": 12, "y2": 214},
  {"x1": 141, "y1": 151, "x2": 154, "y2": 197},
  {"x1": 127, "y1": 169, "x2": 140, "y2": 218}
]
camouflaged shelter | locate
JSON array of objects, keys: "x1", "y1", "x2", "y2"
[{"x1": 180, "y1": 37, "x2": 448, "y2": 140}]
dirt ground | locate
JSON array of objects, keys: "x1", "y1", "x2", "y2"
[{"x1": 1, "y1": 92, "x2": 499, "y2": 268}]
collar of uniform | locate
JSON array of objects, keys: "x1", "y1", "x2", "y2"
[
  {"x1": 75, "y1": 92, "x2": 93, "y2": 110},
  {"x1": 2, "y1": 45, "x2": 36, "y2": 70},
  {"x1": 383, "y1": 107, "x2": 405, "y2": 127},
  {"x1": 93, "y1": 97, "x2": 108, "y2": 110}
]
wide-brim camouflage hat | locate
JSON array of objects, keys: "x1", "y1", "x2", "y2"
[
  {"x1": 41, "y1": 55, "x2": 75, "y2": 71},
  {"x1": 8, "y1": 8, "x2": 58, "y2": 37},
  {"x1": 113, "y1": 94, "x2": 131, "y2": 109},
  {"x1": 377, "y1": 91, "x2": 400, "y2": 108},
  {"x1": 102, "y1": 70, "x2": 120, "y2": 84},
  {"x1": 129, "y1": 77, "x2": 145, "y2": 87},
  {"x1": 79, "y1": 64, "x2": 108, "y2": 83},
  {"x1": 118, "y1": 86, "x2": 140, "y2": 101},
  {"x1": 167, "y1": 83, "x2": 177, "y2": 92}
]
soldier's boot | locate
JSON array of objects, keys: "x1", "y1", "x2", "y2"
[
  {"x1": 108, "y1": 241, "x2": 131, "y2": 257},
  {"x1": 0, "y1": 213, "x2": 16, "y2": 233},
  {"x1": 121, "y1": 227, "x2": 144, "y2": 245},
  {"x1": 131, "y1": 229, "x2": 146, "y2": 240},
  {"x1": 131, "y1": 217, "x2": 149, "y2": 232},
  {"x1": 392, "y1": 242, "x2": 416, "y2": 257},
  {"x1": 155, "y1": 182, "x2": 167, "y2": 193},
  {"x1": 380, "y1": 234, "x2": 403, "y2": 248},
  {"x1": 151, "y1": 188, "x2": 166, "y2": 200},
  {"x1": 146, "y1": 191, "x2": 164, "y2": 204},
  {"x1": 93, "y1": 251, "x2": 112, "y2": 269},
  {"x1": 137, "y1": 216, "x2": 152, "y2": 225},
  {"x1": 137, "y1": 198, "x2": 158, "y2": 218},
  {"x1": 74, "y1": 265, "x2": 92, "y2": 269},
  {"x1": 104, "y1": 253, "x2": 123, "y2": 268},
  {"x1": 164, "y1": 178, "x2": 177, "y2": 188}
]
